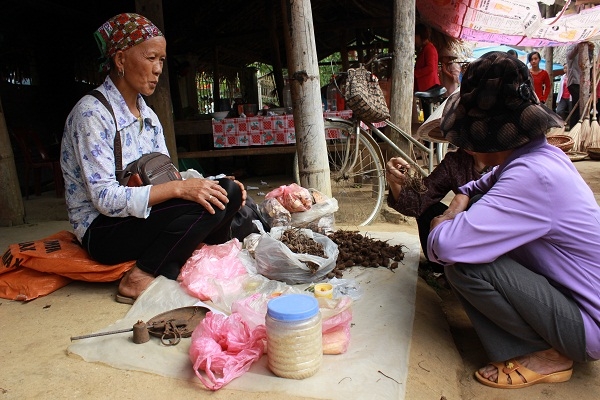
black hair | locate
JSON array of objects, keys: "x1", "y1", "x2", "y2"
[
  {"x1": 507, "y1": 49, "x2": 518, "y2": 57},
  {"x1": 527, "y1": 51, "x2": 541, "y2": 63},
  {"x1": 415, "y1": 24, "x2": 430, "y2": 41}
]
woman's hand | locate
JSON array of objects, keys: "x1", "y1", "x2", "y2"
[
  {"x1": 430, "y1": 193, "x2": 470, "y2": 230},
  {"x1": 227, "y1": 176, "x2": 247, "y2": 208},
  {"x1": 148, "y1": 178, "x2": 227, "y2": 214},
  {"x1": 178, "y1": 178, "x2": 230, "y2": 214},
  {"x1": 386, "y1": 157, "x2": 410, "y2": 201}
]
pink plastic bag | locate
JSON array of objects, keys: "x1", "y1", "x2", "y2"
[
  {"x1": 319, "y1": 296, "x2": 353, "y2": 354},
  {"x1": 189, "y1": 312, "x2": 267, "y2": 390},
  {"x1": 178, "y1": 239, "x2": 247, "y2": 302},
  {"x1": 265, "y1": 183, "x2": 312, "y2": 213}
]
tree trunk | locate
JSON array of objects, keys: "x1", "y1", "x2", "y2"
[
  {"x1": 135, "y1": 0, "x2": 178, "y2": 167},
  {"x1": 0, "y1": 95, "x2": 25, "y2": 226},
  {"x1": 389, "y1": 0, "x2": 415, "y2": 156},
  {"x1": 281, "y1": 0, "x2": 331, "y2": 197}
]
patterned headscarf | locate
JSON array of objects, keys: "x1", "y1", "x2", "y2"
[{"x1": 94, "y1": 13, "x2": 163, "y2": 71}]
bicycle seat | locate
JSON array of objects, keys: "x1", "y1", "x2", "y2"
[{"x1": 414, "y1": 85, "x2": 447, "y2": 100}]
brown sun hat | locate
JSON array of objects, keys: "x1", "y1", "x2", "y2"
[{"x1": 440, "y1": 51, "x2": 563, "y2": 153}]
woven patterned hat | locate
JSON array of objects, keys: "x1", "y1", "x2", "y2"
[{"x1": 440, "y1": 51, "x2": 563, "y2": 153}]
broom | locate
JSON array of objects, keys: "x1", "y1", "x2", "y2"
[
  {"x1": 568, "y1": 99, "x2": 585, "y2": 151},
  {"x1": 588, "y1": 55, "x2": 600, "y2": 148},
  {"x1": 579, "y1": 95, "x2": 592, "y2": 150}
]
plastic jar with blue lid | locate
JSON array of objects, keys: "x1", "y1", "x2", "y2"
[{"x1": 266, "y1": 294, "x2": 322, "y2": 379}]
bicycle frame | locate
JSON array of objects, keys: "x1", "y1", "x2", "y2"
[
  {"x1": 325, "y1": 116, "x2": 436, "y2": 178},
  {"x1": 366, "y1": 120, "x2": 434, "y2": 178}
]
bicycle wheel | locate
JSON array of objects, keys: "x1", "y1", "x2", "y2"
[{"x1": 294, "y1": 120, "x2": 386, "y2": 226}]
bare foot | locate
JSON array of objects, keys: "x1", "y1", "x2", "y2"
[
  {"x1": 478, "y1": 348, "x2": 573, "y2": 384},
  {"x1": 118, "y1": 266, "x2": 155, "y2": 300}
]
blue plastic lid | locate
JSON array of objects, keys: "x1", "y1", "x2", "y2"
[{"x1": 267, "y1": 294, "x2": 319, "y2": 321}]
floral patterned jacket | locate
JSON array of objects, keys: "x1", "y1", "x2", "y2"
[{"x1": 60, "y1": 76, "x2": 168, "y2": 242}]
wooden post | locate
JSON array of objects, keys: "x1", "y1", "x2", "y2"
[
  {"x1": 268, "y1": 1, "x2": 286, "y2": 106},
  {"x1": 389, "y1": 0, "x2": 415, "y2": 156},
  {"x1": 212, "y1": 47, "x2": 221, "y2": 112},
  {"x1": 280, "y1": 0, "x2": 331, "y2": 197},
  {"x1": 135, "y1": 0, "x2": 178, "y2": 167},
  {"x1": 185, "y1": 55, "x2": 200, "y2": 115},
  {"x1": 544, "y1": 5, "x2": 555, "y2": 110},
  {"x1": 341, "y1": 30, "x2": 350, "y2": 72},
  {"x1": 0, "y1": 95, "x2": 25, "y2": 226}
]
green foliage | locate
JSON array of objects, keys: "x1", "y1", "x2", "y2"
[{"x1": 319, "y1": 53, "x2": 343, "y2": 87}]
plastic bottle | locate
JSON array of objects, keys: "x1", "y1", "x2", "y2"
[
  {"x1": 266, "y1": 294, "x2": 322, "y2": 379},
  {"x1": 326, "y1": 78, "x2": 338, "y2": 111}
]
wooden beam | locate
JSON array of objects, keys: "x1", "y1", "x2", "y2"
[
  {"x1": 389, "y1": 0, "x2": 415, "y2": 156},
  {"x1": 136, "y1": 0, "x2": 179, "y2": 167},
  {"x1": 281, "y1": 0, "x2": 332, "y2": 197}
]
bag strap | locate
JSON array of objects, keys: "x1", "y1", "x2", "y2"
[{"x1": 88, "y1": 89, "x2": 123, "y2": 171}]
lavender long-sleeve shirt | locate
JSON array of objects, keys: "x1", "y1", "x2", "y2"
[{"x1": 428, "y1": 137, "x2": 600, "y2": 359}]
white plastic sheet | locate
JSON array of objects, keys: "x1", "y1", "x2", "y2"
[{"x1": 68, "y1": 231, "x2": 420, "y2": 400}]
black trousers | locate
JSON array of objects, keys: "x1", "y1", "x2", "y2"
[
  {"x1": 567, "y1": 84, "x2": 580, "y2": 129},
  {"x1": 82, "y1": 178, "x2": 242, "y2": 280},
  {"x1": 416, "y1": 202, "x2": 448, "y2": 271}
]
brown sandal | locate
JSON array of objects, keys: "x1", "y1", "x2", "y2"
[{"x1": 474, "y1": 359, "x2": 572, "y2": 389}]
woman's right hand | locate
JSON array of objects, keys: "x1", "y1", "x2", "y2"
[
  {"x1": 385, "y1": 157, "x2": 410, "y2": 201},
  {"x1": 148, "y1": 177, "x2": 228, "y2": 214},
  {"x1": 178, "y1": 178, "x2": 229, "y2": 213}
]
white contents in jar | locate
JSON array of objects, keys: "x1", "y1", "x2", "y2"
[{"x1": 266, "y1": 294, "x2": 322, "y2": 379}]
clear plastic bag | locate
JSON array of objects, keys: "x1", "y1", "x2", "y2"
[
  {"x1": 189, "y1": 312, "x2": 266, "y2": 390},
  {"x1": 254, "y1": 227, "x2": 339, "y2": 284},
  {"x1": 259, "y1": 198, "x2": 291, "y2": 228},
  {"x1": 290, "y1": 189, "x2": 338, "y2": 234}
]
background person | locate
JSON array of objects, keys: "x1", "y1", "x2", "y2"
[
  {"x1": 439, "y1": 49, "x2": 461, "y2": 95},
  {"x1": 429, "y1": 51, "x2": 600, "y2": 389},
  {"x1": 556, "y1": 63, "x2": 571, "y2": 122},
  {"x1": 414, "y1": 23, "x2": 440, "y2": 93},
  {"x1": 61, "y1": 13, "x2": 245, "y2": 303},
  {"x1": 528, "y1": 51, "x2": 551, "y2": 104},
  {"x1": 565, "y1": 42, "x2": 594, "y2": 129}
]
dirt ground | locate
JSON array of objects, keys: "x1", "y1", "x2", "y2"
[{"x1": 1, "y1": 161, "x2": 599, "y2": 399}]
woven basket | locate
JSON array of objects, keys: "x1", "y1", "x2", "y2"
[
  {"x1": 547, "y1": 135, "x2": 574, "y2": 152},
  {"x1": 344, "y1": 66, "x2": 390, "y2": 123},
  {"x1": 587, "y1": 147, "x2": 600, "y2": 160}
]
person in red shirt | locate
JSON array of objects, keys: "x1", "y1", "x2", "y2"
[
  {"x1": 528, "y1": 51, "x2": 551, "y2": 104},
  {"x1": 414, "y1": 24, "x2": 440, "y2": 92}
]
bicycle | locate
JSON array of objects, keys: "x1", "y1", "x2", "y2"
[{"x1": 293, "y1": 54, "x2": 448, "y2": 227}]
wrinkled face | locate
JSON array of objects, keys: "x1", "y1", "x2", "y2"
[
  {"x1": 119, "y1": 36, "x2": 166, "y2": 96},
  {"x1": 529, "y1": 53, "x2": 540, "y2": 68}
]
